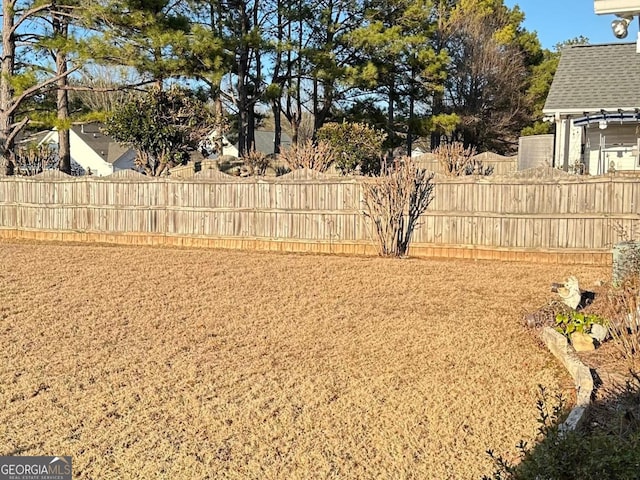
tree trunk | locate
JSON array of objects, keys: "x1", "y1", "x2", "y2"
[
  {"x1": 236, "y1": 1, "x2": 250, "y2": 157},
  {"x1": 213, "y1": 94, "x2": 225, "y2": 155},
  {"x1": 388, "y1": 79, "x2": 395, "y2": 156},
  {"x1": 237, "y1": 53, "x2": 248, "y2": 156},
  {"x1": 271, "y1": 0, "x2": 283, "y2": 155},
  {"x1": 407, "y1": 65, "x2": 415, "y2": 157},
  {"x1": 272, "y1": 103, "x2": 282, "y2": 154},
  {"x1": 54, "y1": 13, "x2": 71, "y2": 174},
  {"x1": 312, "y1": 78, "x2": 319, "y2": 134},
  {"x1": 1, "y1": 1, "x2": 16, "y2": 175},
  {"x1": 282, "y1": 8, "x2": 302, "y2": 145}
]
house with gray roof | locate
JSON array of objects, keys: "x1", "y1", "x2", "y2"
[
  {"x1": 39, "y1": 123, "x2": 136, "y2": 176},
  {"x1": 543, "y1": 42, "x2": 640, "y2": 175}
]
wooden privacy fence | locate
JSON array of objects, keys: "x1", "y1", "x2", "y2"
[
  {"x1": 1, "y1": 167, "x2": 638, "y2": 264},
  {"x1": 413, "y1": 152, "x2": 518, "y2": 176}
]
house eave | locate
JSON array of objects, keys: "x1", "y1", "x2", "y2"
[{"x1": 543, "y1": 107, "x2": 640, "y2": 116}]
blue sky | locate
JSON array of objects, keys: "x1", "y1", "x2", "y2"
[{"x1": 504, "y1": 0, "x2": 636, "y2": 49}]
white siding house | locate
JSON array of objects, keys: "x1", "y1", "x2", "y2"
[
  {"x1": 543, "y1": 43, "x2": 640, "y2": 175},
  {"x1": 40, "y1": 123, "x2": 136, "y2": 176}
]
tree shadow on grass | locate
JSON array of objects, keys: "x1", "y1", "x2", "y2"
[{"x1": 483, "y1": 374, "x2": 640, "y2": 480}]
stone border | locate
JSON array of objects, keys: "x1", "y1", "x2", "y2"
[{"x1": 540, "y1": 327, "x2": 594, "y2": 433}]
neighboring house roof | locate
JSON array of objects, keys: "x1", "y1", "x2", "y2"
[
  {"x1": 228, "y1": 130, "x2": 292, "y2": 156},
  {"x1": 204, "y1": 129, "x2": 292, "y2": 158},
  {"x1": 544, "y1": 43, "x2": 640, "y2": 114},
  {"x1": 15, "y1": 129, "x2": 51, "y2": 146},
  {"x1": 251, "y1": 130, "x2": 292, "y2": 155},
  {"x1": 107, "y1": 142, "x2": 133, "y2": 164},
  {"x1": 70, "y1": 123, "x2": 134, "y2": 164}
]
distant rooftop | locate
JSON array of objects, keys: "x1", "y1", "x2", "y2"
[
  {"x1": 543, "y1": 43, "x2": 640, "y2": 114},
  {"x1": 70, "y1": 123, "x2": 133, "y2": 164}
]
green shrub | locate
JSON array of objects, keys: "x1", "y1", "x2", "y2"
[
  {"x1": 316, "y1": 122, "x2": 386, "y2": 175},
  {"x1": 483, "y1": 384, "x2": 640, "y2": 480}
]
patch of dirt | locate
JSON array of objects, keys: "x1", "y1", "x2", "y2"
[{"x1": 0, "y1": 240, "x2": 609, "y2": 479}]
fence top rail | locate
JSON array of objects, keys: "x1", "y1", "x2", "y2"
[
  {"x1": 414, "y1": 152, "x2": 518, "y2": 162},
  {"x1": 432, "y1": 173, "x2": 639, "y2": 185},
  {"x1": 1, "y1": 168, "x2": 638, "y2": 185}
]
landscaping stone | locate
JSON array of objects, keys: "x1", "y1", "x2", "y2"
[
  {"x1": 589, "y1": 323, "x2": 608, "y2": 343},
  {"x1": 540, "y1": 327, "x2": 594, "y2": 434},
  {"x1": 570, "y1": 331, "x2": 595, "y2": 352}
]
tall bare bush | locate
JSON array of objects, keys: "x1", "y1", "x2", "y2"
[
  {"x1": 605, "y1": 278, "x2": 640, "y2": 365},
  {"x1": 13, "y1": 144, "x2": 57, "y2": 176},
  {"x1": 601, "y1": 242, "x2": 640, "y2": 365},
  {"x1": 279, "y1": 140, "x2": 334, "y2": 172},
  {"x1": 362, "y1": 158, "x2": 435, "y2": 257},
  {"x1": 241, "y1": 150, "x2": 270, "y2": 176},
  {"x1": 433, "y1": 142, "x2": 477, "y2": 176}
]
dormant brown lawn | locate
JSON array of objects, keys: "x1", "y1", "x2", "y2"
[{"x1": 0, "y1": 240, "x2": 608, "y2": 479}]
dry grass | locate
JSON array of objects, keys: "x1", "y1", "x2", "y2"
[{"x1": 0, "y1": 240, "x2": 608, "y2": 479}]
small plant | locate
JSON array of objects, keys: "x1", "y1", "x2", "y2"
[
  {"x1": 13, "y1": 143, "x2": 57, "y2": 176},
  {"x1": 483, "y1": 385, "x2": 565, "y2": 480},
  {"x1": 13, "y1": 143, "x2": 85, "y2": 176},
  {"x1": 554, "y1": 311, "x2": 606, "y2": 337},
  {"x1": 464, "y1": 159, "x2": 494, "y2": 176},
  {"x1": 274, "y1": 165, "x2": 291, "y2": 176}
]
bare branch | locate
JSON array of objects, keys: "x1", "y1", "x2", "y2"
[
  {"x1": 12, "y1": 3, "x2": 53, "y2": 37},
  {"x1": 6, "y1": 117, "x2": 30, "y2": 148},
  {"x1": 8, "y1": 66, "x2": 80, "y2": 118},
  {"x1": 61, "y1": 79, "x2": 156, "y2": 93}
]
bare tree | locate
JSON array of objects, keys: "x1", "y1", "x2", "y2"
[
  {"x1": 440, "y1": 2, "x2": 530, "y2": 153},
  {"x1": 69, "y1": 66, "x2": 137, "y2": 114}
]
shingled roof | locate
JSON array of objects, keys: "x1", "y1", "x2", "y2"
[
  {"x1": 543, "y1": 43, "x2": 640, "y2": 114},
  {"x1": 71, "y1": 123, "x2": 133, "y2": 164}
]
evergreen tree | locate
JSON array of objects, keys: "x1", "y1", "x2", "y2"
[{"x1": 1, "y1": 0, "x2": 82, "y2": 175}]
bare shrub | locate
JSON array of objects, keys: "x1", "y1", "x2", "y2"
[
  {"x1": 279, "y1": 140, "x2": 334, "y2": 172},
  {"x1": 599, "y1": 223, "x2": 640, "y2": 364},
  {"x1": 241, "y1": 150, "x2": 270, "y2": 176},
  {"x1": 13, "y1": 143, "x2": 85, "y2": 176},
  {"x1": 13, "y1": 144, "x2": 57, "y2": 176},
  {"x1": 362, "y1": 157, "x2": 435, "y2": 257},
  {"x1": 465, "y1": 158, "x2": 494, "y2": 176},
  {"x1": 600, "y1": 276, "x2": 640, "y2": 365},
  {"x1": 433, "y1": 142, "x2": 477, "y2": 176}
]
